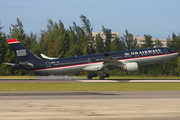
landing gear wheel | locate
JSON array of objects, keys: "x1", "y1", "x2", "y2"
[
  {"x1": 99, "y1": 76, "x2": 104, "y2": 80},
  {"x1": 104, "y1": 73, "x2": 110, "y2": 77},
  {"x1": 87, "y1": 73, "x2": 97, "y2": 79},
  {"x1": 161, "y1": 62, "x2": 165, "y2": 69},
  {"x1": 92, "y1": 73, "x2": 97, "y2": 77},
  {"x1": 87, "y1": 75, "x2": 92, "y2": 79},
  {"x1": 99, "y1": 73, "x2": 110, "y2": 80}
]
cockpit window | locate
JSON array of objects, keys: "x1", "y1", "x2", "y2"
[{"x1": 170, "y1": 49, "x2": 177, "y2": 53}]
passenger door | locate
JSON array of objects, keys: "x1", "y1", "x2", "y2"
[
  {"x1": 164, "y1": 49, "x2": 168, "y2": 54},
  {"x1": 45, "y1": 62, "x2": 51, "y2": 68}
]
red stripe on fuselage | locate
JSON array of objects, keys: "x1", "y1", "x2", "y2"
[
  {"x1": 31, "y1": 62, "x2": 93, "y2": 71},
  {"x1": 7, "y1": 39, "x2": 19, "y2": 43},
  {"x1": 31, "y1": 52, "x2": 178, "y2": 72}
]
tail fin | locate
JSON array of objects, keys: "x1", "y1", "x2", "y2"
[{"x1": 7, "y1": 39, "x2": 41, "y2": 63}]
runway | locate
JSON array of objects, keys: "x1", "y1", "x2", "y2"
[
  {"x1": 1, "y1": 91, "x2": 180, "y2": 120},
  {"x1": 1, "y1": 91, "x2": 180, "y2": 100},
  {"x1": 1, "y1": 79, "x2": 180, "y2": 119}
]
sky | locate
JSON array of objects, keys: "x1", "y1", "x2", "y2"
[{"x1": 1, "y1": 0, "x2": 180, "y2": 39}]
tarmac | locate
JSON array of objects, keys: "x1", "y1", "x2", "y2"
[{"x1": 1, "y1": 79, "x2": 180, "y2": 120}]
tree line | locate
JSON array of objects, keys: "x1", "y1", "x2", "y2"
[{"x1": 0, "y1": 15, "x2": 180, "y2": 76}]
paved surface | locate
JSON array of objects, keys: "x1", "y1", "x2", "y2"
[
  {"x1": 1, "y1": 91, "x2": 180, "y2": 120},
  {"x1": 1, "y1": 79, "x2": 180, "y2": 120},
  {"x1": 1, "y1": 91, "x2": 180, "y2": 100},
  {"x1": 78, "y1": 79, "x2": 180, "y2": 83}
]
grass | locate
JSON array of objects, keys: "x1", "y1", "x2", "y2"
[
  {"x1": 0, "y1": 76, "x2": 180, "y2": 92},
  {"x1": 0, "y1": 76, "x2": 38, "y2": 79},
  {"x1": 0, "y1": 83, "x2": 180, "y2": 92}
]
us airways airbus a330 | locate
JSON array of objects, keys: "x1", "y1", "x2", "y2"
[{"x1": 4, "y1": 39, "x2": 178, "y2": 79}]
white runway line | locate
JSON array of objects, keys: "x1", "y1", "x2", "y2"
[
  {"x1": 78, "y1": 80, "x2": 119, "y2": 82},
  {"x1": 77, "y1": 80, "x2": 180, "y2": 83},
  {"x1": 38, "y1": 76, "x2": 81, "y2": 80},
  {"x1": 127, "y1": 80, "x2": 180, "y2": 82}
]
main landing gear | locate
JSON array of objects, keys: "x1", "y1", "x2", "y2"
[
  {"x1": 87, "y1": 73, "x2": 110, "y2": 80},
  {"x1": 87, "y1": 73, "x2": 97, "y2": 79},
  {"x1": 99, "y1": 73, "x2": 110, "y2": 80}
]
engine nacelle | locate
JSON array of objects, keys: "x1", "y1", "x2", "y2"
[{"x1": 122, "y1": 62, "x2": 138, "y2": 72}]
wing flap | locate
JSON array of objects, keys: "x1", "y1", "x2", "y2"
[
  {"x1": 103, "y1": 52, "x2": 124, "y2": 72},
  {"x1": 83, "y1": 63, "x2": 103, "y2": 72}
]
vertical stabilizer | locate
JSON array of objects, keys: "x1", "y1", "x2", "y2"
[{"x1": 7, "y1": 39, "x2": 41, "y2": 63}]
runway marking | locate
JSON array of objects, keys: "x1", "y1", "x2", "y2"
[
  {"x1": 78, "y1": 80, "x2": 180, "y2": 83},
  {"x1": 78, "y1": 80, "x2": 119, "y2": 82}
]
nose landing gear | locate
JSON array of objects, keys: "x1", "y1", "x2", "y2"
[{"x1": 161, "y1": 62, "x2": 165, "y2": 69}]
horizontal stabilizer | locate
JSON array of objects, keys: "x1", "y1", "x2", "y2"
[
  {"x1": 40, "y1": 54, "x2": 58, "y2": 60},
  {"x1": 3, "y1": 63, "x2": 20, "y2": 69},
  {"x1": 2, "y1": 63, "x2": 15, "y2": 66},
  {"x1": 3, "y1": 62, "x2": 34, "y2": 69}
]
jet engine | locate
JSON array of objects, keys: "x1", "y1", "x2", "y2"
[{"x1": 122, "y1": 62, "x2": 138, "y2": 72}]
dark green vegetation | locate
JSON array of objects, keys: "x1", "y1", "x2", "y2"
[
  {"x1": 0, "y1": 15, "x2": 180, "y2": 76},
  {"x1": 0, "y1": 83, "x2": 180, "y2": 92}
]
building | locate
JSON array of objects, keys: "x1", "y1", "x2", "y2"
[
  {"x1": 133, "y1": 36, "x2": 168, "y2": 47},
  {"x1": 92, "y1": 31, "x2": 120, "y2": 41},
  {"x1": 92, "y1": 32, "x2": 168, "y2": 47}
]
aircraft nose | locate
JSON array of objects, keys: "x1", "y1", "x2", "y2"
[{"x1": 174, "y1": 52, "x2": 178, "y2": 57}]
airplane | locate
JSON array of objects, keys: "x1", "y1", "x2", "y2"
[{"x1": 4, "y1": 39, "x2": 178, "y2": 79}]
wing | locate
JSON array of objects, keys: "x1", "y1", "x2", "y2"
[
  {"x1": 103, "y1": 52, "x2": 125, "y2": 72},
  {"x1": 83, "y1": 52, "x2": 127, "y2": 72},
  {"x1": 82, "y1": 63, "x2": 103, "y2": 72}
]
